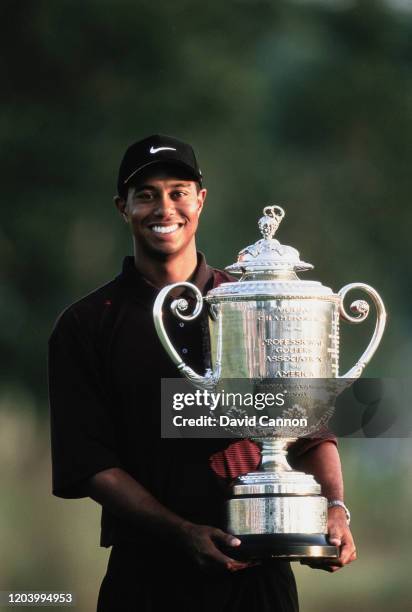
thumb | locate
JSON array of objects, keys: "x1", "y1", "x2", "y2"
[
  {"x1": 212, "y1": 529, "x2": 241, "y2": 547},
  {"x1": 328, "y1": 533, "x2": 342, "y2": 547}
]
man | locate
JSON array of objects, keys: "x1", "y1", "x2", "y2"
[{"x1": 48, "y1": 135, "x2": 356, "y2": 612}]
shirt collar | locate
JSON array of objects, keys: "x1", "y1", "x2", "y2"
[{"x1": 118, "y1": 252, "x2": 214, "y2": 304}]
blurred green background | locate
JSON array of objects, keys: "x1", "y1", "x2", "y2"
[{"x1": 1, "y1": 0, "x2": 411, "y2": 610}]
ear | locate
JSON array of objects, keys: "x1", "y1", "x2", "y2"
[
  {"x1": 114, "y1": 195, "x2": 129, "y2": 223},
  {"x1": 197, "y1": 187, "x2": 207, "y2": 216}
]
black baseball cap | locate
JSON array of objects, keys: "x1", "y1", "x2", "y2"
[{"x1": 117, "y1": 134, "x2": 203, "y2": 197}]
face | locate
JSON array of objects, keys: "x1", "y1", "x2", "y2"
[{"x1": 115, "y1": 167, "x2": 207, "y2": 260}]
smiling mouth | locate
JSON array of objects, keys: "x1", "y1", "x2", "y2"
[{"x1": 149, "y1": 223, "x2": 182, "y2": 235}]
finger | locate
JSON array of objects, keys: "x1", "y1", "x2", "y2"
[
  {"x1": 301, "y1": 561, "x2": 340, "y2": 573},
  {"x1": 349, "y1": 550, "x2": 357, "y2": 562},
  {"x1": 204, "y1": 543, "x2": 241, "y2": 569},
  {"x1": 227, "y1": 561, "x2": 253, "y2": 572},
  {"x1": 301, "y1": 558, "x2": 343, "y2": 571},
  {"x1": 328, "y1": 565, "x2": 342, "y2": 573},
  {"x1": 314, "y1": 563, "x2": 341, "y2": 573},
  {"x1": 206, "y1": 544, "x2": 258, "y2": 572},
  {"x1": 211, "y1": 528, "x2": 241, "y2": 548},
  {"x1": 344, "y1": 548, "x2": 357, "y2": 564},
  {"x1": 339, "y1": 541, "x2": 356, "y2": 565},
  {"x1": 229, "y1": 560, "x2": 261, "y2": 571}
]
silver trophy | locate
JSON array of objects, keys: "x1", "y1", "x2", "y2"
[{"x1": 153, "y1": 206, "x2": 386, "y2": 560}]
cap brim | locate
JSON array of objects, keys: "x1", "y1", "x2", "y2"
[{"x1": 124, "y1": 159, "x2": 201, "y2": 185}]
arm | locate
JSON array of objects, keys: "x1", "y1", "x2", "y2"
[
  {"x1": 292, "y1": 441, "x2": 357, "y2": 572},
  {"x1": 49, "y1": 311, "x2": 250, "y2": 573},
  {"x1": 85, "y1": 466, "x2": 251, "y2": 573}
]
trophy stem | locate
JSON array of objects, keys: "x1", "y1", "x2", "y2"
[{"x1": 256, "y1": 437, "x2": 296, "y2": 473}]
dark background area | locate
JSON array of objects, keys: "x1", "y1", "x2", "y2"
[{"x1": 0, "y1": 1, "x2": 411, "y2": 610}]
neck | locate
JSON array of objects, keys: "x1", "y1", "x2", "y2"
[{"x1": 133, "y1": 245, "x2": 198, "y2": 288}]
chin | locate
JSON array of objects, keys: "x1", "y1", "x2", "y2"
[{"x1": 145, "y1": 243, "x2": 186, "y2": 260}]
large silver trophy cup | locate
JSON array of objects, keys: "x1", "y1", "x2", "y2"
[{"x1": 153, "y1": 206, "x2": 386, "y2": 560}]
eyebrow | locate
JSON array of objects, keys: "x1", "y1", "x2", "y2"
[{"x1": 134, "y1": 182, "x2": 192, "y2": 192}]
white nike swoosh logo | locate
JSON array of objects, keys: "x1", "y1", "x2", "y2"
[{"x1": 149, "y1": 146, "x2": 177, "y2": 154}]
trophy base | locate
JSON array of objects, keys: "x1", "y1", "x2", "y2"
[
  {"x1": 228, "y1": 533, "x2": 339, "y2": 561},
  {"x1": 226, "y1": 440, "x2": 339, "y2": 562}
]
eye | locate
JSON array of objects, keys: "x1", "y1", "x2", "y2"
[
  {"x1": 171, "y1": 190, "x2": 189, "y2": 200},
  {"x1": 135, "y1": 191, "x2": 154, "y2": 201}
]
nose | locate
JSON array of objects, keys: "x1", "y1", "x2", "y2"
[{"x1": 153, "y1": 192, "x2": 176, "y2": 217}]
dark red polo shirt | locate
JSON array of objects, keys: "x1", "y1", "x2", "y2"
[{"x1": 48, "y1": 253, "x2": 335, "y2": 549}]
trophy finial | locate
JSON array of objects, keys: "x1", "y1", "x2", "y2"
[
  {"x1": 225, "y1": 204, "x2": 313, "y2": 275},
  {"x1": 259, "y1": 205, "x2": 285, "y2": 240}
]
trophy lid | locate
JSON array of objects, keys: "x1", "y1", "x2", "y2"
[
  {"x1": 225, "y1": 206, "x2": 313, "y2": 277},
  {"x1": 206, "y1": 205, "x2": 335, "y2": 301}
]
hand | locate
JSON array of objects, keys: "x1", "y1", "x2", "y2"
[
  {"x1": 177, "y1": 522, "x2": 258, "y2": 573},
  {"x1": 301, "y1": 506, "x2": 357, "y2": 573}
]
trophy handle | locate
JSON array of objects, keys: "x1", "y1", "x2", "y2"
[
  {"x1": 338, "y1": 283, "x2": 387, "y2": 379},
  {"x1": 153, "y1": 282, "x2": 221, "y2": 390}
]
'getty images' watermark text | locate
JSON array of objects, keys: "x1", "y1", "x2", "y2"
[{"x1": 172, "y1": 389, "x2": 287, "y2": 411}]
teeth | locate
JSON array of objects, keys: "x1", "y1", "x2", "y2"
[{"x1": 151, "y1": 224, "x2": 179, "y2": 234}]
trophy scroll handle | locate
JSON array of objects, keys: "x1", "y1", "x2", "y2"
[
  {"x1": 153, "y1": 282, "x2": 221, "y2": 390},
  {"x1": 337, "y1": 283, "x2": 387, "y2": 379}
]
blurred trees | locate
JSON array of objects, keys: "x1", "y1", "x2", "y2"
[
  {"x1": 1, "y1": 0, "x2": 411, "y2": 405},
  {"x1": 1, "y1": 3, "x2": 412, "y2": 611}
]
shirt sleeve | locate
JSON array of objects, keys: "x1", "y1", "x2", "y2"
[
  {"x1": 287, "y1": 431, "x2": 338, "y2": 463},
  {"x1": 48, "y1": 308, "x2": 122, "y2": 498}
]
